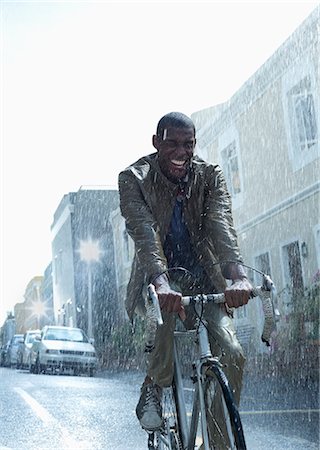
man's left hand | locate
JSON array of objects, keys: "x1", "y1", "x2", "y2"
[{"x1": 224, "y1": 278, "x2": 252, "y2": 308}]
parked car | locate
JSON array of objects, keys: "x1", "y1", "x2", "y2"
[
  {"x1": 5, "y1": 334, "x2": 24, "y2": 367},
  {"x1": 17, "y1": 330, "x2": 40, "y2": 369},
  {"x1": 29, "y1": 325, "x2": 97, "y2": 376},
  {"x1": 0, "y1": 342, "x2": 10, "y2": 367}
]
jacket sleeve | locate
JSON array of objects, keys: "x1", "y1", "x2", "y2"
[
  {"x1": 203, "y1": 164, "x2": 243, "y2": 277},
  {"x1": 118, "y1": 169, "x2": 168, "y2": 282}
]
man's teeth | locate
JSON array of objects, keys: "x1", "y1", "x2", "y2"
[{"x1": 171, "y1": 160, "x2": 185, "y2": 166}]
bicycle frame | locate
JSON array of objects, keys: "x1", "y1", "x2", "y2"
[
  {"x1": 173, "y1": 304, "x2": 224, "y2": 450},
  {"x1": 146, "y1": 275, "x2": 276, "y2": 450}
]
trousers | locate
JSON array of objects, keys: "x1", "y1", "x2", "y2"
[{"x1": 146, "y1": 281, "x2": 246, "y2": 449}]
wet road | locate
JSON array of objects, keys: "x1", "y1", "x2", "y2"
[
  {"x1": 0, "y1": 367, "x2": 318, "y2": 450},
  {"x1": 0, "y1": 368, "x2": 146, "y2": 450}
]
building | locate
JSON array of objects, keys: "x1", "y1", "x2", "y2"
[
  {"x1": 0, "y1": 314, "x2": 15, "y2": 346},
  {"x1": 40, "y1": 263, "x2": 55, "y2": 326},
  {"x1": 14, "y1": 274, "x2": 54, "y2": 333},
  {"x1": 191, "y1": 7, "x2": 319, "y2": 351},
  {"x1": 51, "y1": 186, "x2": 119, "y2": 351},
  {"x1": 109, "y1": 207, "x2": 135, "y2": 322},
  {"x1": 107, "y1": 8, "x2": 319, "y2": 354},
  {"x1": 15, "y1": 276, "x2": 43, "y2": 333}
]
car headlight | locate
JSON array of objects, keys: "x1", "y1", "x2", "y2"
[
  {"x1": 85, "y1": 351, "x2": 96, "y2": 357},
  {"x1": 46, "y1": 350, "x2": 60, "y2": 354}
]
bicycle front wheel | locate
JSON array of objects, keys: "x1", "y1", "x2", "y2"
[
  {"x1": 204, "y1": 363, "x2": 247, "y2": 450},
  {"x1": 154, "y1": 386, "x2": 184, "y2": 450}
]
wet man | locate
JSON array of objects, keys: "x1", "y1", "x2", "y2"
[{"x1": 118, "y1": 112, "x2": 252, "y2": 449}]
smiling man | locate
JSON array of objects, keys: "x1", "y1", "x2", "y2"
[
  {"x1": 154, "y1": 117, "x2": 195, "y2": 182},
  {"x1": 118, "y1": 112, "x2": 252, "y2": 449}
]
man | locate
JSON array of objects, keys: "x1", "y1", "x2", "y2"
[{"x1": 118, "y1": 112, "x2": 252, "y2": 448}]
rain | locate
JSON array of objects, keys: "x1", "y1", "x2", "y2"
[{"x1": 0, "y1": 2, "x2": 319, "y2": 450}]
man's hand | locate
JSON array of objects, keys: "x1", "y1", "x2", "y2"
[
  {"x1": 153, "y1": 274, "x2": 186, "y2": 321},
  {"x1": 224, "y1": 278, "x2": 252, "y2": 309}
]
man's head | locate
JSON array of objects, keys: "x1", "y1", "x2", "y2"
[{"x1": 153, "y1": 112, "x2": 196, "y2": 183}]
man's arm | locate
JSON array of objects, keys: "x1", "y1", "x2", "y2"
[
  {"x1": 224, "y1": 262, "x2": 252, "y2": 308},
  {"x1": 152, "y1": 274, "x2": 186, "y2": 321},
  {"x1": 203, "y1": 165, "x2": 252, "y2": 308},
  {"x1": 202, "y1": 165, "x2": 242, "y2": 263},
  {"x1": 119, "y1": 169, "x2": 185, "y2": 319},
  {"x1": 118, "y1": 170, "x2": 168, "y2": 282}
]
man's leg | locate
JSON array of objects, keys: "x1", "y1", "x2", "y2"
[
  {"x1": 147, "y1": 311, "x2": 176, "y2": 387},
  {"x1": 136, "y1": 311, "x2": 176, "y2": 431}
]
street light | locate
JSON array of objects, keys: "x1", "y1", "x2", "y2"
[
  {"x1": 28, "y1": 285, "x2": 48, "y2": 329},
  {"x1": 29, "y1": 299, "x2": 47, "y2": 329},
  {"x1": 78, "y1": 238, "x2": 102, "y2": 338}
]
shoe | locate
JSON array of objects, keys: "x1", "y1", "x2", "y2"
[{"x1": 136, "y1": 381, "x2": 163, "y2": 431}]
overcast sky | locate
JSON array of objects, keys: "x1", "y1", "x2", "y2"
[{"x1": 1, "y1": 1, "x2": 319, "y2": 324}]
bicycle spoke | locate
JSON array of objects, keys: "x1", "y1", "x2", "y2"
[{"x1": 155, "y1": 387, "x2": 183, "y2": 450}]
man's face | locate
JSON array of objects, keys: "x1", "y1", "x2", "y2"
[{"x1": 153, "y1": 126, "x2": 196, "y2": 183}]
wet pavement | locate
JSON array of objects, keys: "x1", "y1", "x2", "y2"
[{"x1": 0, "y1": 367, "x2": 318, "y2": 449}]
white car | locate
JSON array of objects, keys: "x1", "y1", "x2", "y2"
[
  {"x1": 17, "y1": 330, "x2": 40, "y2": 369},
  {"x1": 29, "y1": 325, "x2": 97, "y2": 376}
]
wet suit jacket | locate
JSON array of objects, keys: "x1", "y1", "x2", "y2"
[{"x1": 118, "y1": 153, "x2": 243, "y2": 320}]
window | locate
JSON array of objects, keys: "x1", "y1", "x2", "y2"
[
  {"x1": 254, "y1": 252, "x2": 272, "y2": 284},
  {"x1": 282, "y1": 52, "x2": 319, "y2": 171},
  {"x1": 218, "y1": 125, "x2": 243, "y2": 209},
  {"x1": 254, "y1": 251, "x2": 272, "y2": 318},
  {"x1": 314, "y1": 225, "x2": 320, "y2": 269},
  {"x1": 287, "y1": 76, "x2": 317, "y2": 153},
  {"x1": 221, "y1": 141, "x2": 241, "y2": 196}
]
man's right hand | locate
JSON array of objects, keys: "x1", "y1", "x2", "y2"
[{"x1": 153, "y1": 274, "x2": 186, "y2": 321}]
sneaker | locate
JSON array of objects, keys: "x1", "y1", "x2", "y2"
[{"x1": 136, "y1": 382, "x2": 163, "y2": 431}]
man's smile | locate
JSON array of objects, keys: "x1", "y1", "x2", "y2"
[{"x1": 171, "y1": 160, "x2": 187, "y2": 167}]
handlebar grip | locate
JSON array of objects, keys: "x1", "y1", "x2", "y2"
[
  {"x1": 181, "y1": 293, "x2": 225, "y2": 306},
  {"x1": 144, "y1": 284, "x2": 164, "y2": 353},
  {"x1": 147, "y1": 284, "x2": 163, "y2": 325}
]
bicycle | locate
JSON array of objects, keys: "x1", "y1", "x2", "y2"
[{"x1": 143, "y1": 271, "x2": 277, "y2": 450}]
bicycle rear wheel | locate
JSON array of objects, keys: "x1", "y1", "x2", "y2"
[{"x1": 204, "y1": 363, "x2": 247, "y2": 450}]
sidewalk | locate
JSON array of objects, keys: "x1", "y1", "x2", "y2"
[{"x1": 240, "y1": 373, "x2": 319, "y2": 444}]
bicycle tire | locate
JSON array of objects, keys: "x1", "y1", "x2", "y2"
[
  {"x1": 204, "y1": 363, "x2": 247, "y2": 450},
  {"x1": 155, "y1": 386, "x2": 184, "y2": 450}
]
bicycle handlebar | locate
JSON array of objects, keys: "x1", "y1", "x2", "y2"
[{"x1": 145, "y1": 274, "x2": 278, "y2": 352}]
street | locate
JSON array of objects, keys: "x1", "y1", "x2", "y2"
[
  {"x1": 0, "y1": 367, "x2": 146, "y2": 450},
  {"x1": 0, "y1": 367, "x2": 318, "y2": 450}
]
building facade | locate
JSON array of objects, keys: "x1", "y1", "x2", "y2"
[
  {"x1": 0, "y1": 314, "x2": 16, "y2": 347},
  {"x1": 51, "y1": 186, "x2": 119, "y2": 352},
  {"x1": 191, "y1": 8, "x2": 319, "y2": 351},
  {"x1": 106, "y1": 8, "x2": 319, "y2": 355},
  {"x1": 109, "y1": 207, "x2": 135, "y2": 322},
  {"x1": 15, "y1": 276, "x2": 46, "y2": 333}
]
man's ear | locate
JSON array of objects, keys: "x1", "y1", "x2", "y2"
[{"x1": 152, "y1": 134, "x2": 160, "y2": 151}]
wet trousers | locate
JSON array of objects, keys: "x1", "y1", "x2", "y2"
[{"x1": 146, "y1": 296, "x2": 245, "y2": 450}]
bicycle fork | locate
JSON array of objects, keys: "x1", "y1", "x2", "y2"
[
  {"x1": 174, "y1": 319, "x2": 216, "y2": 450},
  {"x1": 191, "y1": 319, "x2": 214, "y2": 450}
]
